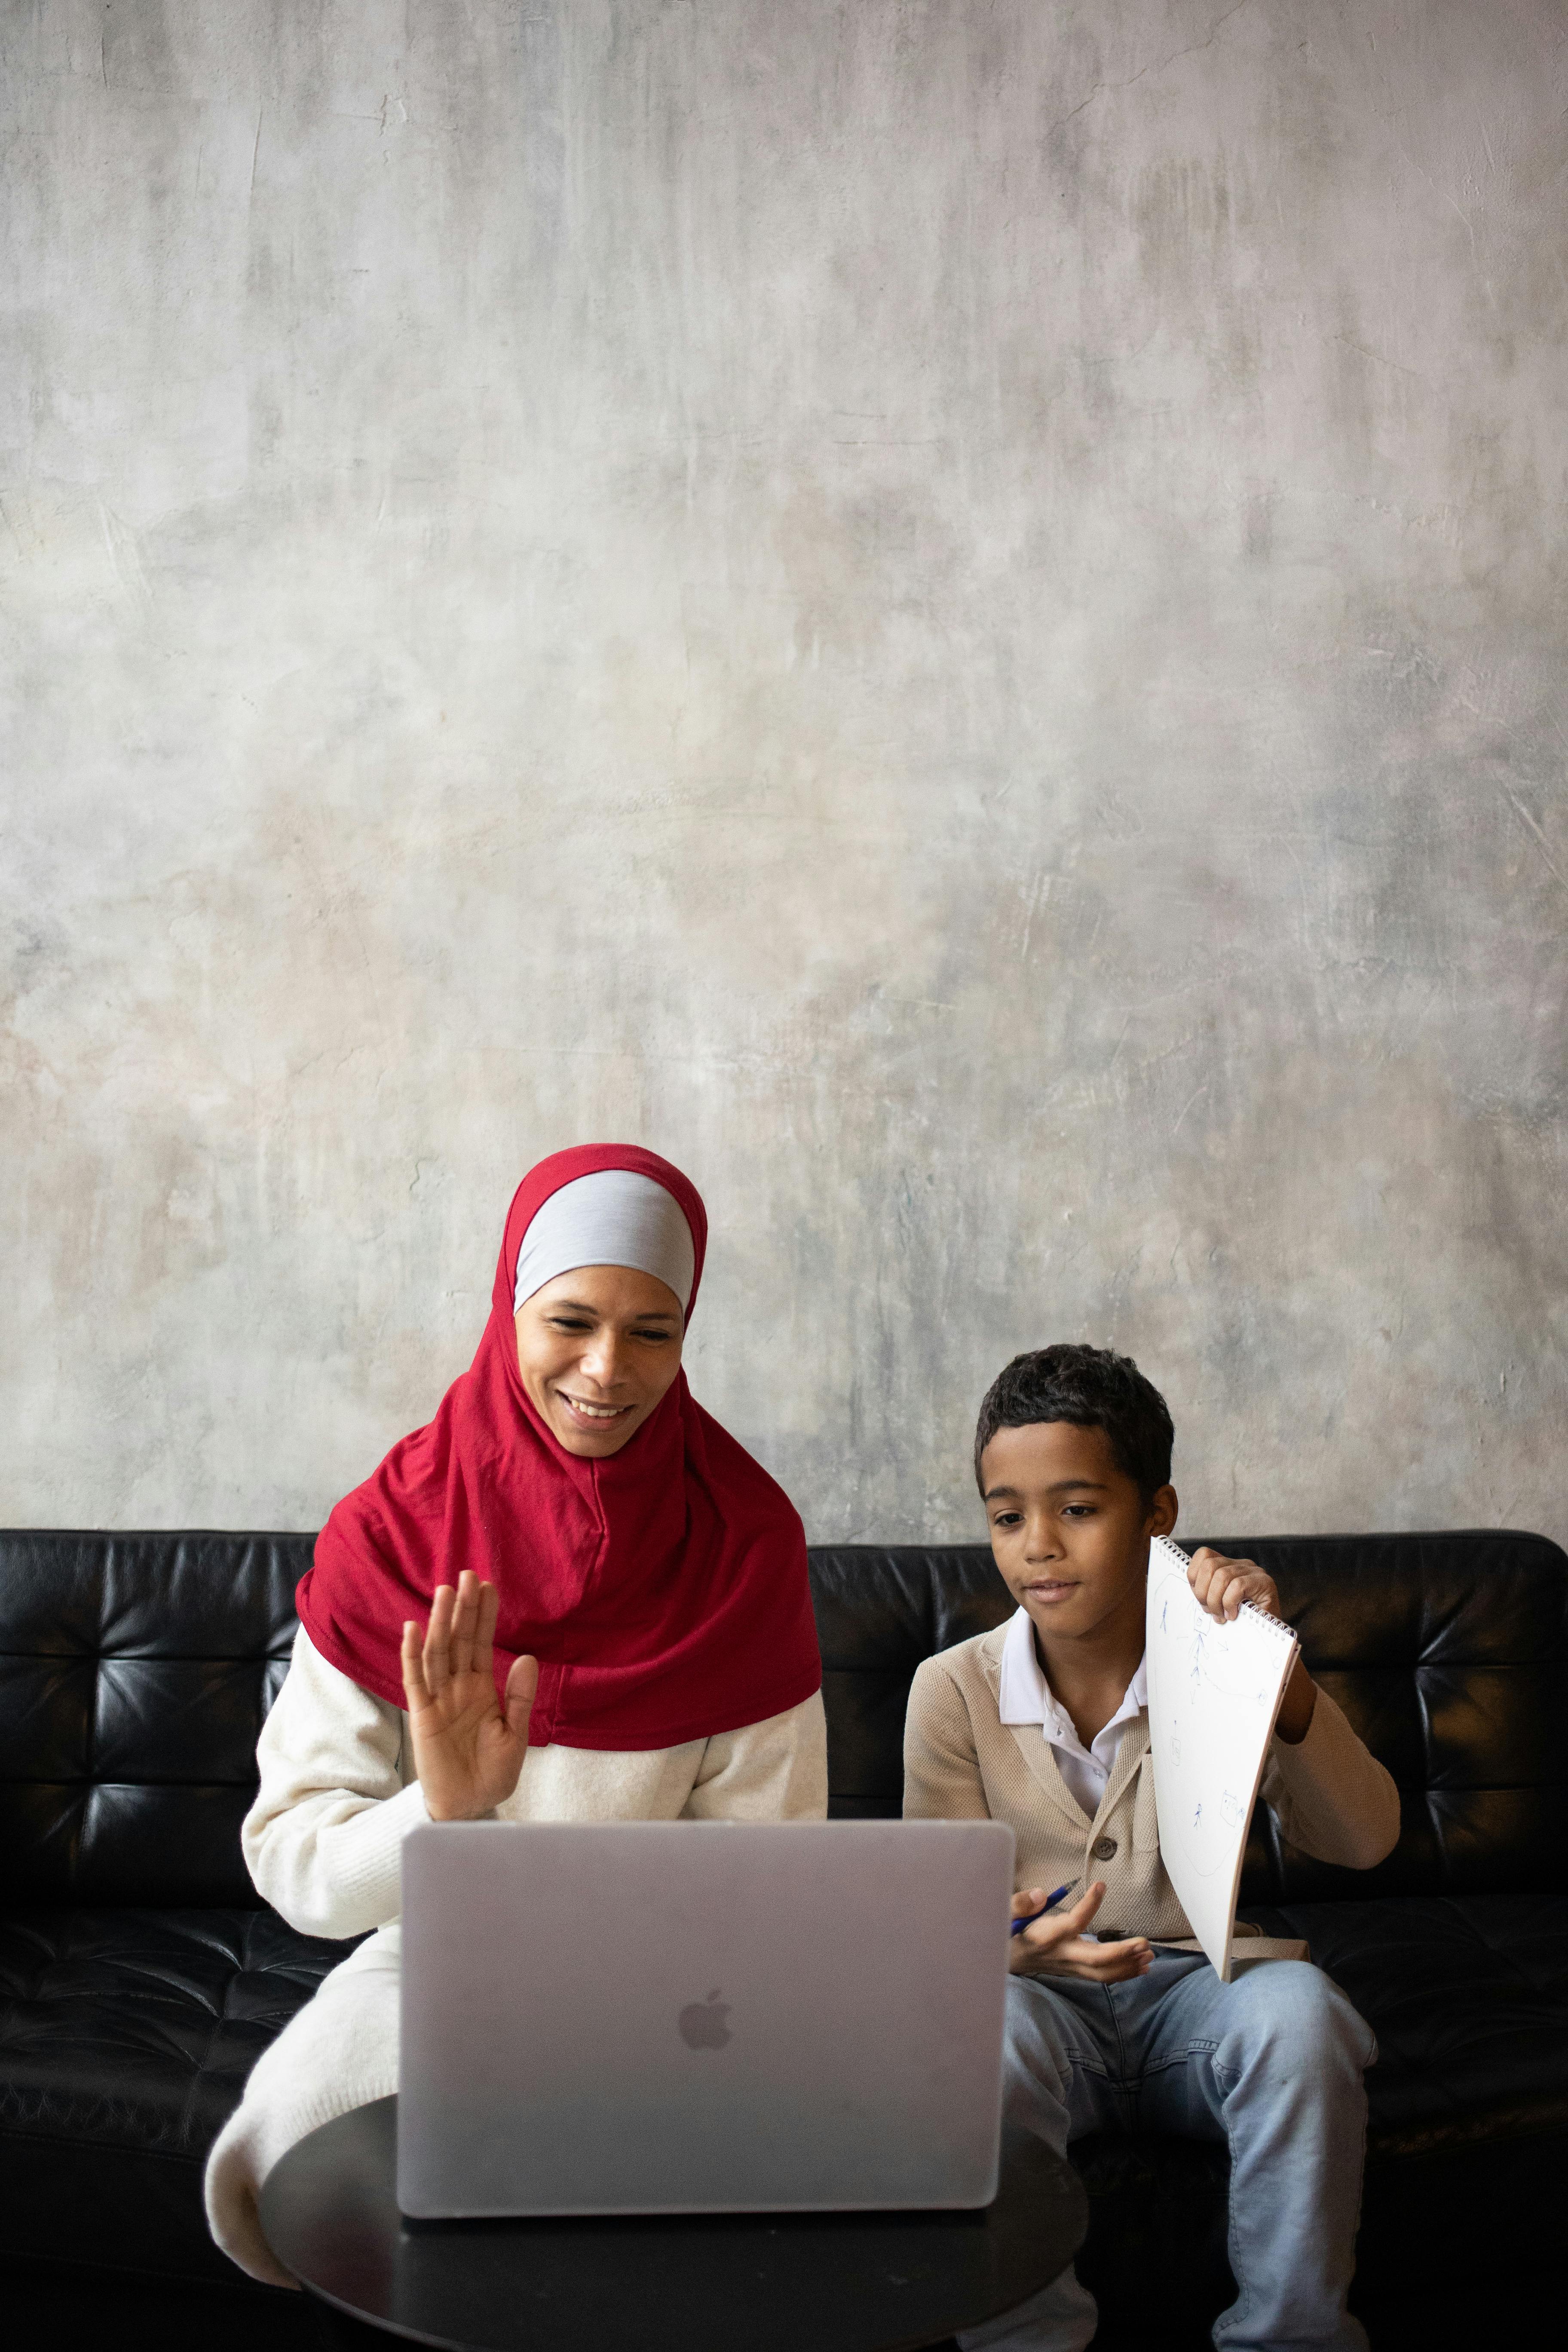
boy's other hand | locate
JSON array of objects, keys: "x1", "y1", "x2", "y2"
[
  {"x1": 1186, "y1": 1548, "x2": 1317, "y2": 1745},
  {"x1": 1008, "y1": 1880, "x2": 1153, "y2": 1982}
]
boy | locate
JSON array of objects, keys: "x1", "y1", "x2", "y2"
[{"x1": 904, "y1": 1344, "x2": 1399, "y2": 2352}]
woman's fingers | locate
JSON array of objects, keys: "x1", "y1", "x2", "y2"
[
  {"x1": 447, "y1": 1570, "x2": 481, "y2": 1681},
  {"x1": 1011, "y1": 1887, "x2": 1050, "y2": 1920},
  {"x1": 423, "y1": 1583, "x2": 456, "y2": 1696},
  {"x1": 473, "y1": 1578, "x2": 500, "y2": 1685},
  {"x1": 413, "y1": 1577, "x2": 511, "y2": 1719},
  {"x1": 401, "y1": 1619, "x2": 432, "y2": 1710}
]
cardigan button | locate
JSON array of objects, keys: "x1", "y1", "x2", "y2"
[{"x1": 1091, "y1": 1835, "x2": 1118, "y2": 1861}]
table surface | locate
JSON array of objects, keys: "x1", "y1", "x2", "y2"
[{"x1": 260, "y1": 2096, "x2": 1086, "y2": 2352}]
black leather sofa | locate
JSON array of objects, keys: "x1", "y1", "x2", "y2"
[{"x1": 3, "y1": 1527, "x2": 1565, "y2": 2349}]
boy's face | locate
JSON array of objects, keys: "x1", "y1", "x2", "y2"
[{"x1": 979, "y1": 1420, "x2": 1177, "y2": 1652}]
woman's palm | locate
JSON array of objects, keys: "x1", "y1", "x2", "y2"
[{"x1": 401, "y1": 1573, "x2": 539, "y2": 1822}]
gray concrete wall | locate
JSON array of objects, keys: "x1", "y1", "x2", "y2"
[{"x1": 3, "y1": 0, "x2": 1565, "y2": 1546}]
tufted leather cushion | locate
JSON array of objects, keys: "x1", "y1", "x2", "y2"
[
  {"x1": 1253, "y1": 1891, "x2": 1568, "y2": 2158},
  {"x1": 1231, "y1": 1533, "x2": 1568, "y2": 1901},
  {"x1": 812, "y1": 1545, "x2": 1017, "y2": 1818},
  {"x1": 0, "y1": 1907, "x2": 344, "y2": 2278},
  {"x1": 0, "y1": 1532, "x2": 312, "y2": 1907}
]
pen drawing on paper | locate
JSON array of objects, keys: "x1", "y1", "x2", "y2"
[{"x1": 1144, "y1": 1535, "x2": 1299, "y2": 1980}]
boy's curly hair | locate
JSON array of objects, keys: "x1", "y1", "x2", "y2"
[{"x1": 974, "y1": 1342, "x2": 1174, "y2": 1501}]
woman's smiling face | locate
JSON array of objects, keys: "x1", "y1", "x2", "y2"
[{"x1": 515, "y1": 1265, "x2": 685, "y2": 1457}]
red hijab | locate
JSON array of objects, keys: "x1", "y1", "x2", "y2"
[{"x1": 296, "y1": 1145, "x2": 821, "y2": 1749}]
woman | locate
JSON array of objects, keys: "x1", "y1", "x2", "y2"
[{"x1": 206, "y1": 1143, "x2": 825, "y2": 2284}]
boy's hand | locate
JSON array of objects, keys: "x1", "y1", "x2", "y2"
[
  {"x1": 1186, "y1": 1547, "x2": 1285, "y2": 1623},
  {"x1": 1186, "y1": 1548, "x2": 1317, "y2": 1744},
  {"x1": 1008, "y1": 1881, "x2": 1153, "y2": 1982}
]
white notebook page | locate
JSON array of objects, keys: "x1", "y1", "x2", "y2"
[{"x1": 1143, "y1": 1534, "x2": 1299, "y2": 1980}]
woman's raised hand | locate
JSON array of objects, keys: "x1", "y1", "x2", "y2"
[{"x1": 401, "y1": 1572, "x2": 539, "y2": 1822}]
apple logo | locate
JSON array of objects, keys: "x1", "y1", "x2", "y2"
[{"x1": 678, "y1": 1988, "x2": 732, "y2": 2050}]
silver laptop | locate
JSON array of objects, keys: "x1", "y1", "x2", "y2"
[{"x1": 398, "y1": 1817, "x2": 1014, "y2": 2217}]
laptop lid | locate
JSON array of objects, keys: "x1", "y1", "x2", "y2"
[{"x1": 398, "y1": 1818, "x2": 1014, "y2": 2217}]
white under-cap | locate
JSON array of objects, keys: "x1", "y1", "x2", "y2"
[{"x1": 512, "y1": 1169, "x2": 696, "y2": 1317}]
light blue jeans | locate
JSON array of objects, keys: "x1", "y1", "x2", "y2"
[{"x1": 961, "y1": 1954, "x2": 1376, "y2": 2352}]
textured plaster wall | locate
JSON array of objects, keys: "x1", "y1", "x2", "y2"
[{"x1": 3, "y1": 0, "x2": 1565, "y2": 1545}]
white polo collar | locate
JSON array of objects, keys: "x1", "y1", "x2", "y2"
[{"x1": 997, "y1": 1604, "x2": 1148, "y2": 1734}]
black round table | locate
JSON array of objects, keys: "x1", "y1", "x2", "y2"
[{"x1": 260, "y1": 2097, "x2": 1085, "y2": 2352}]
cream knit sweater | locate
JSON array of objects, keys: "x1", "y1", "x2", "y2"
[
  {"x1": 904, "y1": 1622, "x2": 1400, "y2": 1957},
  {"x1": 206, "y1": 1626, "x2": 828, "y2": 2285}
]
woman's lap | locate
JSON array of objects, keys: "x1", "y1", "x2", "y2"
[{"x1": 204, "y1": 1926, "x2": 403, "y2": 2288}]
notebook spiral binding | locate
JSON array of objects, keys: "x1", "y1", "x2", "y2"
[{"x1": 1154, "y1": 1535, "x2": 1298, "y2": 1645}]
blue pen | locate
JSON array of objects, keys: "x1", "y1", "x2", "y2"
[{"x1": 1010, "y1": 1877, "x2": 1081, "y2": 1937}]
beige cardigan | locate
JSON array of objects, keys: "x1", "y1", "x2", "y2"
[{"x1": 904, "y1": 1622, "x2": 1400, "y2": 1962}]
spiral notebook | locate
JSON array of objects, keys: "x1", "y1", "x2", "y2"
[{"x1": 1144, "y1": 1534, "x2": 1299, "y2": 1980}]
